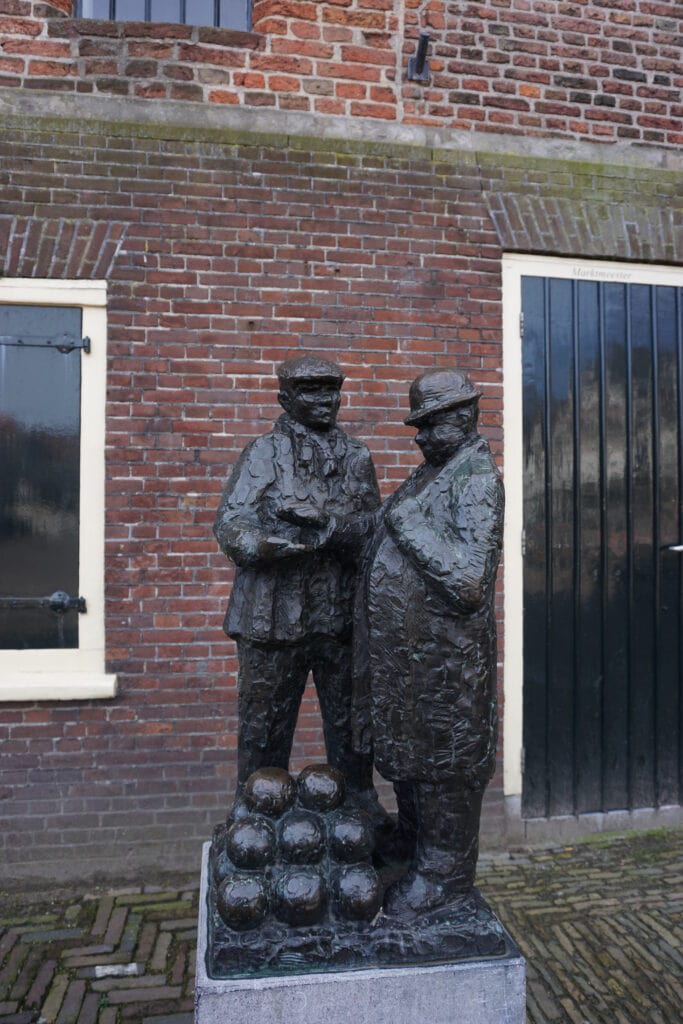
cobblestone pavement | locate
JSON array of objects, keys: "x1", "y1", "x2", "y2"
[
  {"x1": 480, "y1": 829, "x2": 682, "y2": 1024},
  {"x1": 0, "y1": 828, "x2": 680, "y2": 1024}
]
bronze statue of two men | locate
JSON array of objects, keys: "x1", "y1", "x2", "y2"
[{"x1": 214, "y1": 356, "x2": 504, "y2": 919}]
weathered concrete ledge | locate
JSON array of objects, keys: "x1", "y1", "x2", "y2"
[
  {"x1": 0, "y1": 87, "x2": 681, "y2": 172},
  {"x1": 504, "y1": 795, "x2": 683, "y2": 848}
]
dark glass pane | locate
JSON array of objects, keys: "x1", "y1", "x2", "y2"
[
  {"x1": 220, "y1": 0, "x2": 248, "y2": 30},
  {"x1": 116, "y1": 0, "x2": 144, "y2": 21},
  {"x1": 0, "y1": 305, "x2": 81, "y2": 650},
  {"x1": 186, "y1": 0, "x2": 216, "y2": 26},
  {"x1": 77, "y1": 0, "x2": 249, "y2": 25},
  {"x1": 150, "y1": 0, "x2": 181, "y2": 21},
  {"x1": 78, "y1": 0, "x2": 112, "y2": 17}
]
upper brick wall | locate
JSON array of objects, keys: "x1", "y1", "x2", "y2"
[
  {"x1": 404, "y1": 0, "x2": 682, "y2": 147},
  {"x1": 0, "y1": 0, "x2": 681, "y2": 147}
]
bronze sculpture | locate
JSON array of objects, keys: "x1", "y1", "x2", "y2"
[
  {"x1": 214, "y1": 356, "x2": 382, "y2": 806},
  {"x1": 353, "y1": 368, "x2": 504, "y2": 916},
  {"x1": 207, "y1": 365, "x2": 508, "y2": 975}
]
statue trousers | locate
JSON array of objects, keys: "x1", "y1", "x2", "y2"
[
  {"x1": 393, "y1": 778, "x2": 485, "y2": 892},
  {"x1": 236, "y1": 636, "x2": 373, "y2": 792}
]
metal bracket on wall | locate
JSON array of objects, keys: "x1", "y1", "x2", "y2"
[{"x1": 407, "y1": 33, "x2": 431, "y2": 83}]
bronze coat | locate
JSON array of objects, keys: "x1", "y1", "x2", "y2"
[
  {"x1": 355, "y1": 434, "x2": 504, "y2": 785},
  {"x1": 214, "y1": 414, "x2": 381, "y2": 644}
]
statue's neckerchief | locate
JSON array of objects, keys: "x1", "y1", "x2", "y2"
[{"x1": 278, "y1": 413, "x2": 345, "y2": 478}]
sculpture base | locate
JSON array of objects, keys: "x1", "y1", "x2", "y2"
[{"x1": 196, "y1": 843, "x2": 526, "y2": 1024}]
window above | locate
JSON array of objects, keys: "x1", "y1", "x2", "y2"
[{"x1": 77, "y1": 0, "x2": 250, "y2": 31}]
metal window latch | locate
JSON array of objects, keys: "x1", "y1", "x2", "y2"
[
  {"x1": 0, "y1": 334, "x2": 90, "y2": 353},
  {"x1": 55, "y1": 335, "x2": 91, "y2": 354},
  {"x1": 0, "y1": 592, "x2": 87, "y2": 613}
]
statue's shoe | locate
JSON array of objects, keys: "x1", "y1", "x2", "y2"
[{"x1": 382, "y1": 870, "x2": 450, "y2": 917}]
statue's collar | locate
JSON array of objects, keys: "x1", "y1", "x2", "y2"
[
  {"x1": 419, "y1": 432, "x2": 483, "y2": 472},
  {"x1": 277, "y1": 413, "x2": 342, "y2": 445}
]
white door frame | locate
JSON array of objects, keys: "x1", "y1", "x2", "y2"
[{"x1": 502, "y1": 253, "x2": 683, "y2": 801}]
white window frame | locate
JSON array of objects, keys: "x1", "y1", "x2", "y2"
[
  {"x1": 0, "y1": 279, "x2": 117, "y2": 701},
  {"x1": 502, "y1": 254, "x2": 683, "y2": 799}
]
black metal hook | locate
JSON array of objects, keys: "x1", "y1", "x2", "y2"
[{"x1": 408, "y1": 33, "x2": 431, "y2": 83}]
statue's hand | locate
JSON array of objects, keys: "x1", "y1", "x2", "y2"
[
  {"x1": 256, "y1": 535, "x2": 313, "y2": 560},
  {"x1": 276, "y1": 504, "x2": 330, "y2": 529}
]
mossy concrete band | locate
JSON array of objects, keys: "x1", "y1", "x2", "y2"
[{"x1": 1, "y1": 86, "x2": 682, "y2": 266}]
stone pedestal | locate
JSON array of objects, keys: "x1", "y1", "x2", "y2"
[{"x1": 195, "y1": 843, "x2": 526, "y2": 1024}]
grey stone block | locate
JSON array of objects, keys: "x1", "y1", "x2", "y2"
[
  {"x1": 195, "y1": 843, "x2": 526, "y2": 1024},
  {"x1": 519, "y1": 803, "x2": 683, "y2": 847}
]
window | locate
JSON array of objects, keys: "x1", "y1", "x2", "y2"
[
  {"x1": 77, "y1": 0, "x2": 250, "y2": 31},
  {"x1": 0, "y1": 280, "x2": 116, "y2": 701}
]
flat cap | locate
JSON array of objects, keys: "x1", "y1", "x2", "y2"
[
  {"x1": 277, "y1": 355, "x2": 345, "y2": 387},
  {"x1": 404, "y1": 369, "x2": 481, "y2": 426}
]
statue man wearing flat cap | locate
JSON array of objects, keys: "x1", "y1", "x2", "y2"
[
  {"x1": 354, "y1": 368, "x2": 504, "y2": 916},
  {"x1": 214, "y1": 356, "x2": 383, "y2": 814}
]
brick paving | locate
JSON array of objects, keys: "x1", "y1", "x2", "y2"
[{"x1": 0, "y1": 828, "x2": 681, "y2": 1024}]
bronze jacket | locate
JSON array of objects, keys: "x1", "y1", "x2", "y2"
[
  {"x1": 214, "y1": 414, "x2": 380, "y2": 644},
  {"x1": 354, "y1": 434, "x2": 504, "y2": 785}
]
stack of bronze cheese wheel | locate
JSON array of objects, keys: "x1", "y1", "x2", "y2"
[{"x1": 214, "y1": 765, "x2": 383, "y2": 931}]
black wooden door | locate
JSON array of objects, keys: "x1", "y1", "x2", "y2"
[{"x1": 522, "y1": 276, "x2": 683, "y2": 817}]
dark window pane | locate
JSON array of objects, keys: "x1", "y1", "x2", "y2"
[
  {"x1": 79, "y1": 0, "x2": 112, "y2": 17},
  {"x1": 116, "y1": 0, "x2": 143, "y2": 21},
  {"x1": 75, "y1": 0, "x2": 249, "y2": 27},
  {"x1": 150, "y1": 0, "x2": 181, "y2": 22},
  {"x1": 220, "y1": 0, "x2": 248, "y2": 30},
  {"x1": 186, "y1": 0, "x2": 216, "y2": 26},
  {"x1": 0, "y1": 306, "x2": 82, "y2": 650},
  {"x1": 78, "y1": 0, "x2": 111, "y2": 16}
]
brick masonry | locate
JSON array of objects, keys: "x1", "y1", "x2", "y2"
[
  {"x1": 485, "y1": 191, "x2": 683, "y2": 263},
  {"x1": 1, "y1": 99, "x2": 681, "y2": 876},
  {"x1": 0, "y1": 1, "x2": 680, "y2": 147},
  {"x1": 0, "y1": 116, "x2": 501, "y2": 876},
  {"x1": 0, "y1": 0, "x2": 682, "y2": 879}
]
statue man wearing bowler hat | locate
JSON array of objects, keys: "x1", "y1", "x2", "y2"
[
  {"x1": 214, "y1": 355, "x2": 385, "y2": 819},
  {"x1": 353, "y1": 368, "x2": 505, "y2": 916}
]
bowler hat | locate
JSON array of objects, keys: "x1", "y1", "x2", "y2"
[
  {"x1": 404, "y1": 369, "x2": 481, "y2": 426},
  {"x1": 277, "y1": 356, "x2": 345, "y2": 387}
]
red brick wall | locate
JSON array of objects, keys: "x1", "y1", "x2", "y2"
[
  {"x1": 0, "y1": 118, "x2": 505, "y2": 875},
  {"x1": 0, "y1": 0, "x2": 680, "y2": 146},
  {"x1": 0, "y1": 0, "x2": 680, "y2": 877},
  {"x1": 403, "y1": 0, "x2": 682, "y2": 146}
]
